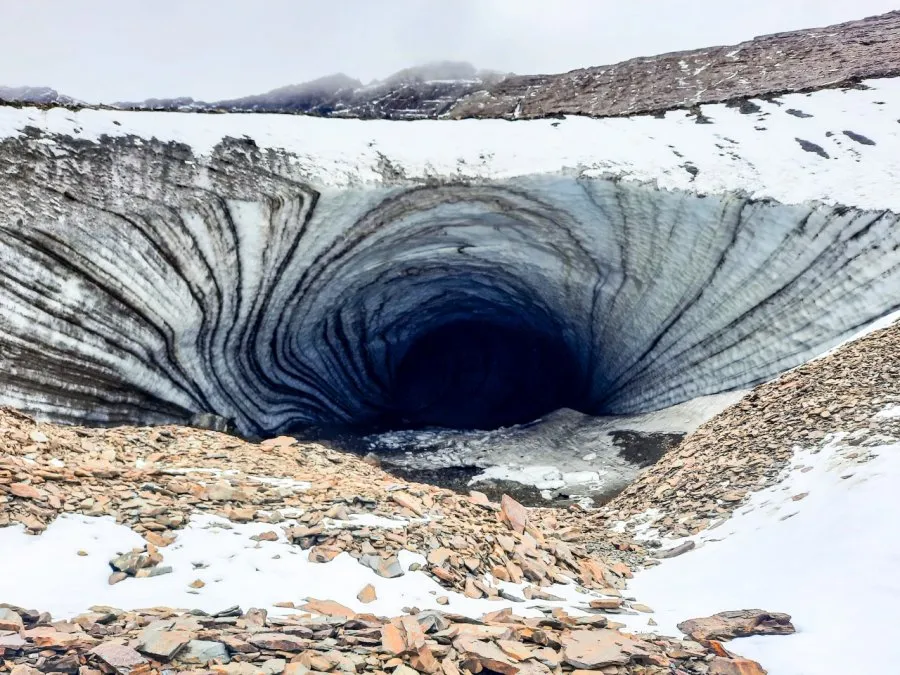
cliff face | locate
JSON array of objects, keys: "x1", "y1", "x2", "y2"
[{"x1": 1, "y1": 76, "x2": 898, "y2": 435}]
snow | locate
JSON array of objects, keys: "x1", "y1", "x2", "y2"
[
  {"x1": 1, "y1": 78, "x2": 899, "y2": 210},
  {"x1": 0, "y1": 512, "x2": 591, "y2": 621},
  {"x1": 368, "y1": 392, "x2": 745, "y2": 504},
  {"x1": 619, "y1": 435, "x2": 900, "y2": 675},
  {"x1": 470, "y1": 464, "x2": 604, "y2": 493},
  {"x1": 875, "y1": 404, "x2": 900, "y2": 419}
]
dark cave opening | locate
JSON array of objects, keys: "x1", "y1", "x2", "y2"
[{"x1": 381, "y1": 319, "x2": 583, "y2": 431}]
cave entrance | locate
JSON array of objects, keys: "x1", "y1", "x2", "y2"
[{"x1": 381, "y1": 319, "x2": 582, "y2": 431}]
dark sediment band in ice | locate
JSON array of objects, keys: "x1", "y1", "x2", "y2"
[{"x1": 0, "y1": 126, "x2": 899, "y2": 436}]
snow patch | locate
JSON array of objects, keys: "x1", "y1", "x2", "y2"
[
  {"x1": 875, "y1": 404, "x2": 900, "y2": 419},
  {"x1": 0, "y1": 513, "x2": 591, "y2": 620}
]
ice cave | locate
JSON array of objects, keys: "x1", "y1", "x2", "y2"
[{"x1": 1, "y1": 80, "x2": 899, "y2": 442}]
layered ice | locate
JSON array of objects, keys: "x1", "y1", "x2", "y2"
[{"x1": 0, "y1": 79, "x2": 899, "y2": 435}]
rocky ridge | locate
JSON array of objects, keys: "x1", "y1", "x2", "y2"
[
  {"x1": 448, "y1": 10, "x2": 900, "y2": 119},
  {"x1": 2, "y1": 12, "x2": 899, "y2": 119}
]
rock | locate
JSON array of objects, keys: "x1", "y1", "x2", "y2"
[
  {"x1": 382, "y1": 623, "x2": 406, "y2": 655},
  {"x1": 283, "y1": 664, "x2": 310, "y2": 675},
  {"x1": 653, "y1": 540, "x2": 696, "y2": 559},
  {"x1": 708, "y1": 656, "x2": 769, "y2": 674},
  {"x1": 523, "y1": 586, "x2": 563, "y2": 601},
  {"x1": 392, "y1": 491, "x2": 425, "y2": 516},
  {"x1": 210, "y1": 663, "x2": 262, "y2": 675},
  {"x1": 109, "y1": 550, "x2": 150, "y2": 575},
  {"x1": 497, "y1": 639, "x2": 533, "y2": 661},
  {"x1": 243, "y1": 607, "x2": 267, "y2": 627},
  {"x1": 8, "y1": 483, "x2": 44, "y2": 499},
  {"x1": 190, "y1": 579, "x2": 205, "y2": 588},
  {"x1": 0, "y1": 633, "x2": 27, "y2": 650},
  {"x1": 260, "y1": 436, "x2": 297, "y2": 448},
  {"x1": 252, "y1": 530, "x2": 279, "y2": 542},
  {"x1": 299, "y1": 598, "x2": 356, "y2": 619},
  {"x1": 90, "y1": 642, "x2": 148, "y2": 674},
  {"x1": 261, "y1": 658, "x2": 287, "y2": 675},
  {"x1": 10, "y1": 666, "x2": 42, "y2": 675},
  {"x1": 589, "y1": 597, "x2": 623, "y2": 610},
  {"x1": 468, "y1": 491, "x2": 493, "y2": 508},
  {"x1": 500, "y1": 494, "x2": 528, "y2": 534},
  {"x1": 516, "y1": 662, "x2": 553, "y2": 675},
  {"x1": 562, "y1": 629, "x2": 648, "y2": 669},
  {"x1": 190, "y1": 412, "x2": 234, "y2": 432},
  {"x1": 248, "y1": 633, "x2": 308, "y2": 651},
  {"x1": 179, "y1": 639, "x2": 231, "y2": 664},
  {"x1": 134, "y1": 565, "x2": 172, "y2": 578},
  {"x1": 357, "y1": 583, "x2": 377, "y2": 603},
  {"x1": 393, "y1": 666, "x2": 419, "y2": 675},
  {"x1": 207, "y1": 480, "x2": 245, "y2": 502},
  {"x1": 678, "y1": 609, "x2": 795, "y2": 641},
  {"x1": 137, "y1": 629, "x2": 192, "y2": 660},
  {"x1": 464, "y1": 577, "x2": 483, "y2": 599},
  {"x1": 454, "y1": 637, "x2": 519, "y2": 675},
  {"x1": 25, "y1": 626, "x2": 98, "y2": 649},
  {"x1": 307, "y1": 545, "x2": 342, "y2": 563},
  {"x1": 360, "y1": 554, "x2": 404, "y2": 578},
  {"x1": 108, "y1": 571, "x2": 128, "y2": 585},
  {"x1": 427, "y1": 547, "x2": 453, "y2": 566},
  {"x1": 144, "y1": 532, "x2": 175, "y2": 548},
  {"x1": 0, "y1": 607, "x2": 24, "y2": 631}
]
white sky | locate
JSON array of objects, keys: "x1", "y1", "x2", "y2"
[{"x1": 0, "y1": 1, "x2": 896, "y2": 102}]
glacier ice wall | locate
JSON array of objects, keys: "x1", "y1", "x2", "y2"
[{"x1": 0, "y1": 81, "x2": 899, "y2": 435}]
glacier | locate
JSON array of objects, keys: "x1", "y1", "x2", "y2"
[{"x1": 0, "y1": 79, "x2": 899, "y2": 436}]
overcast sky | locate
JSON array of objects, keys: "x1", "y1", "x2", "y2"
[{"x1": 0, "y1": 1, "x2": 896, "y2": 102}]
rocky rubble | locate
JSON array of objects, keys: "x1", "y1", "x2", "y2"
[
  {"x1": 0, "y1": 376, "x2": 790, "y2": 674},
  {"x1": 0, "y1": 411, "x2": 641, "y2": 599},
  {"x1": 0, "y1": 603, "x2": 771, "y2": 675}
]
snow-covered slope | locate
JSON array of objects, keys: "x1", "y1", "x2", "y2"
[
  {"x1": 618, "y1": 431, "x2": 900, "y2": 675},
  {"x1": 0, "y1": 78, "x2": 898, "y2": 435}
]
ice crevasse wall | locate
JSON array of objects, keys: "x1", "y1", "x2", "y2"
[{"x1": 0, "y1": 79, "x2": 899, "y2": 437}]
